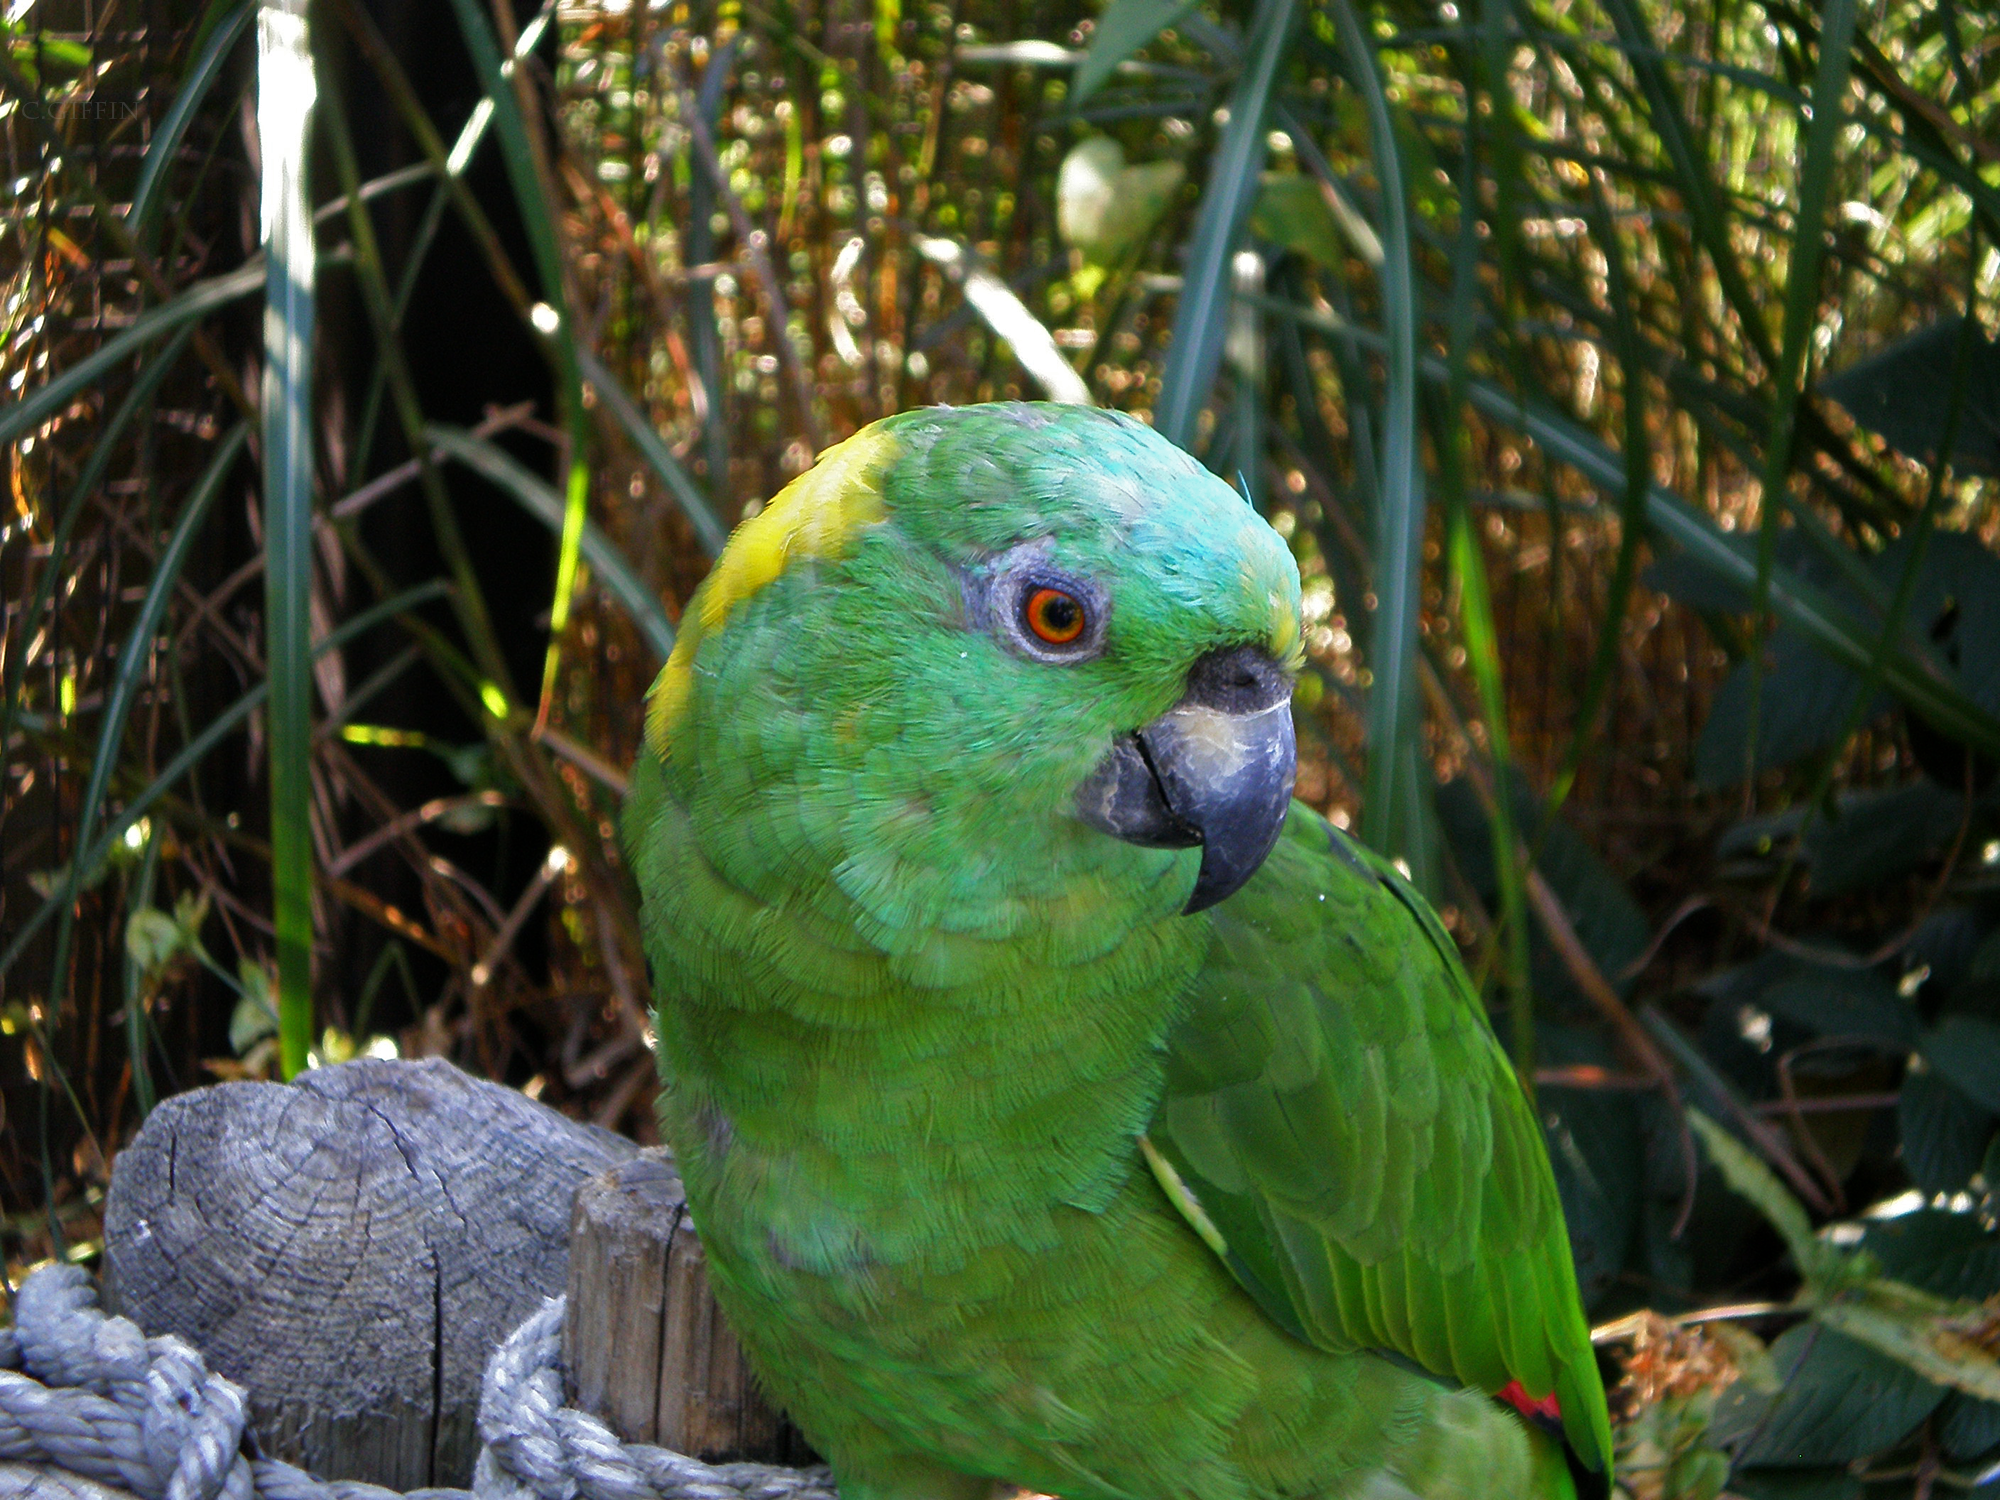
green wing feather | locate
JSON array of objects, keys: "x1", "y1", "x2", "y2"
[{"x1": 1150, "y1": 801, "x2": 1614, "y2": 1473}]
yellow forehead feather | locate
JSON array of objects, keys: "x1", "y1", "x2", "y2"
[
  {"x1": 1270, "y1": 592, "x2": 1304, "y2": 674},
  {"x1": 646, "y1": 424, "x2": 901, "y2": 758}
]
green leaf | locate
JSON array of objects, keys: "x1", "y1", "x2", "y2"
[
  {"x1": 229, "y1": 960, "x2": 281, "y2": 1055},
  {"x1": 1860, "y1": 1210, "x2": 2000, "y2": 1302},
  {"x1": 1725, "y1": 1469, "x2": 1861, "y2": 1500},
  {"x1": 1735, "y1": 1324, "x2": 1946, "y2": 1467},
  {"x1": 1154, "y1": 0, "x2": 1299, "y2": 447},
  {"x1": 1924, "y1": 1016, "x2": 2000, "y2": 1114},
  {"x1": 1940, "y1": 1392, "x2": 2000, "y2": 1462},
  {"x1": 1898, "y1": 1064, "x2": 1999, "y2": 1197},
  {"x1": 1822, "y1": 317, "x2": 2000, "y2": 477},
  {"x1": 1815, "y1": 1286, "x2": 2000, "y2": 1405},
  {"x1": 1458, "y1": 383, "x2": 2000, "y2": 765},
  {"x1": 1263, "y1": 300, "x2": 2000, "y2": 765},
  {"x1": 1055, "y1": 138, "x2": 1186, "y2": 266},
  {"x1": 1687, "y1": 1108, "x2": 1835, "y2": 1285},
  {"x1": 19, "y1": 34, "x2": 92, "y2": 68},
  {"x1": 1249, "y1": 174, "x2": 1345, "y2": 271},
  {"x1": 1072, "y1": 0, "x2": 1198, "y2": 104},
  {"x1": 1647, "y1": 551, "x2": 1765, "y2": 615},
  {"x1": 1879, "y1": 530, "x2": 2000, "y2": 717},
  {"x1": 1756, "y1": 964, "x2": 1917, "y2": 1050},
  {"x1": 125, "y1": 909, "x2": 190, "y2": 979},
  {"x1": 1694, "y1": 636, "x2": 1886, "y2": 787},
  {"x1": 1679, "y1": 531, "x2": 2000, "y2": 785},
  {"x1": 1800, "y1": 784, "x2": 1968, "y2": 899}
]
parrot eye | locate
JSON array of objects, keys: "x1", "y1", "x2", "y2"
[
  {"x1": 1023, "y1": 586, "x2": 1087, "y2": 646},
  {"x1": 973, "y1": 546, "x2": 1108, "y2": 663}
]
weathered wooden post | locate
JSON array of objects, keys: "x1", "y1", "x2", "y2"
[
  {"x1": 562, "y1": 1150, "x2": 809, "y2": 1463},
  {"x1": 103, "y1": 1058, "x2": 634, "y2": 1490}
]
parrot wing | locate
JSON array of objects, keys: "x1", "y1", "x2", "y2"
[{"x1": 1147, "y1": 802, "x2": 1613, "y2": 1474}]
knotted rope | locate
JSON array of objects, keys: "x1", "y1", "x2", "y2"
[{"x1": 0, "y1": 1267, "x2": 835, "y2": 1500}]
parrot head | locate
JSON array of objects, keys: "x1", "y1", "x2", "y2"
[{"x1": 646, "y1": 403, "x2": 1304, "y2": 920}]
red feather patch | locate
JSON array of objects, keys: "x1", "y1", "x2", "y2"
[{"x1": 1496, "y1": 1380, "x2": 1562, "y2": 1423}]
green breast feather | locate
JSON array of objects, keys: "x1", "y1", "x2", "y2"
[{"x1": 1149, "y1": 802, "x2": 1615, "y2": 1474}]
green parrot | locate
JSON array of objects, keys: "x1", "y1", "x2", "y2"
[{"x1": 625, "y1": 403, "x2": 1613, "y2": 1500}]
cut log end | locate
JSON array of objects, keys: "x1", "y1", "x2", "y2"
[
  {"x1": 103, "y1": 1057, "x2": 634, "y2": 1491},
  {"x1": 563, "y1": 1149, "x2": 811, "y2": 1464}
]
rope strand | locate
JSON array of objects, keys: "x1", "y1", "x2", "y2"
[{"x1": 0, "y1": 1267, "x2": 834, "y2": 1500}]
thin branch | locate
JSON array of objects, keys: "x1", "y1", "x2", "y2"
[{"x1": 533, "y1": 723, "x2": 629, "y2": 796}]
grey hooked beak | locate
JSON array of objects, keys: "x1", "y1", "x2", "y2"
[{"x1": 1074, "y1": 645, "x2": 1297, "y2": 913}]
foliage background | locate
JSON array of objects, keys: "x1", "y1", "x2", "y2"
[{"x1": 3, "y1": 0, "x2": 2000, "y2": 1494}]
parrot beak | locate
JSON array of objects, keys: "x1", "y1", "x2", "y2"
[{"x1": 1074, "y1": 645, "x2": 1297, "y2": 914}]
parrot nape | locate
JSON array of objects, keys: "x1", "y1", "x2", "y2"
[{"x1": 625, "y1": 403, "x2": 1613, "y2": 1500}]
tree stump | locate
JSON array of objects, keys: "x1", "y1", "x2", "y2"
[
  {"x1": 564, "y1": 1150, "x2": 809, "y2": 1464},
  {"x1": 102, "y1": 1057, "x2": 635, "y2": 1491}
]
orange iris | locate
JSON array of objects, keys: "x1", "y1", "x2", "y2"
[{"x1": 1024, "y1": 587, "x2": 1086, "y2": 645}]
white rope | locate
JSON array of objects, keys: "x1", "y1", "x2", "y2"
[{"x1": 0, "y1": 1268, "x2": 834, "y2": 1500}]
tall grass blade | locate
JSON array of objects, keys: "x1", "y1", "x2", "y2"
[
  {"x1": 1331, "y1": 0, "x2": 1429, "y2": 886},
  {"x1": 350, "y1": 36, "x2": 521, "y2": 468},
  {"x1": 577, "y1": 347, "x2": 727, "y2": 557},
  {"x1": 1597, "y1": 0, "x2": 1777, "y2": 373},
  {"x1": 0, "y1": 263, "x2": 263, "y2": 449},
  {"x1": 1538, "y1": 171, "x2": 1653, "y2": 830},
  {"x1": 259, "y1": 0, "x2": 318, "y2": 1080},
  {"x1": 0, "y1": 581, "x2": 450, "y2": 988},
  {"x1": 314, "y1": 47, "x2": 522, "y2": 733},
  {"x1": 41, "y1": 423, "x2": 248, "y2": 1037},
  {"x1": 443, "y1": 0, "x2": 593, "y2": 726},
  {"x1": 31, "y1": 426, "x2": 243, "y2": 1191},
  {"x1": 1465, "y1": 387, "x2": 2000, "y2": 761},
  {"x1": 2, "y1": 324, "x2": 196, "y2": 751},
  {"x1": 1435, "y1": 147, "x2": 1530, "y2": 1070},
  {"x1": 444, "y1": 0, "x2": 570, "y2": 317},
  {"x1": 1153, "y1": 0, "x2": 1297, "y2": 449},
  {"x1": 427, "y1": 426, "x2": 678, "y2": 662},
  {"x1": 1744, "y1": 0, "x2": 1860, "y2": 786},
  {"x1": 330, "y1": 0, "x2": 536, "y2": 317},
  {"x1": 128, "y1": 4, "x2": 253, "y2": 253},
  {"x1": 122, "y1": 826, "x2": 163, "y2": 1119},
  {"x1": 1764, "y1": 261, "x2": 1980, "y2": 898},
  {"x1": 1260, "y1": 294, "x2": 2000, "y2": 762}
]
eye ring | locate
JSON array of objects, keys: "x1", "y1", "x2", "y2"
[
  {"x1": 970, "y1": 545, "x2": 1108, "y2": 663},
  {"x1": 1023, "y1": 585, "x2": 1088, "y2": 646}
]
